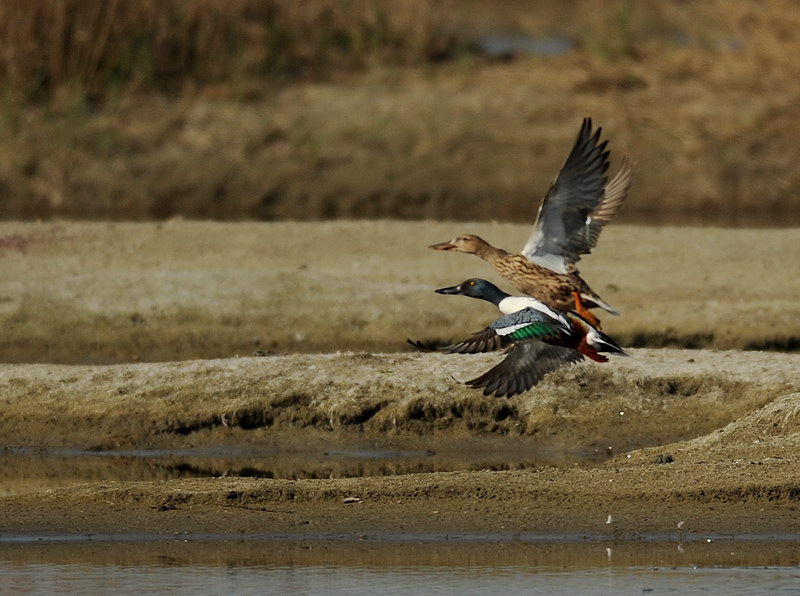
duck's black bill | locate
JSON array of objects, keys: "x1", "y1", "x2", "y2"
[{"x1": 435, "y1": 284, "x2": 465, "y2": 295}]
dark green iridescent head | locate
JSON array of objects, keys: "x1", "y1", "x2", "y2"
[{"x1": 434, "y1": 278, "x2": 510, "y2": 306}]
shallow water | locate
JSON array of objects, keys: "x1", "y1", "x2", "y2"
[
  {"x1": 3, "y1": 441, "x2": 798, "y2": 593},
  {"x1": 1, "y1": 537, "x2": 798, "y2": 595},
  {"x1": 0, "y1": 439, "x2": 610, "y2": 496}
]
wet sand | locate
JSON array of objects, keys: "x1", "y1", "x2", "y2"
[{"x1": 0, "y1": 221, "x2": 799, "y2": 539}]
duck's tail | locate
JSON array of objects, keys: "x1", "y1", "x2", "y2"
[
  {"x1": 580, "y1": 291, "x2": 621, "y2": 316},
  {"x1": 571, "y1": 312, "x2": 629, "y2": 357}
]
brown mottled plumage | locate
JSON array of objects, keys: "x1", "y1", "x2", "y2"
[
  {"x1": 430, "y1": 118, "x2": 632, "y2": 326},
  {"x1": 429, "y1": 234, "x2": 615, "y2": 315}
]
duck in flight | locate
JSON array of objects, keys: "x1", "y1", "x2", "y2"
[
  {"x1": 429, "y1": 118, "x2": 632, "y2": 327},
  {"x1": 409, "y1": 278, "x2": 628, "y2": 398}
]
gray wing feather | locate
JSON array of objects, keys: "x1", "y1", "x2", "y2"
[
  {"x1": 592, "y1": 155, "x2": 633, "y2": 224},
  {"x1": 577, "y1": 155, "x2": 633, "y2": 255},
  {"x1": 444, "y1": 327, "x2": 507, "y2": 354},
  {"x1": 406, "y1": 332, "x2": 505, "y2": 354},
  {"x1": 466, "y1": 342, "x2": 584, "y2": 398},
  {"x1": 521, "y1": 118, "x2": 612, "y2": 273}
]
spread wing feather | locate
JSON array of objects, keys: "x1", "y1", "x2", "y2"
[
  {"x1": 580, "y1": 155, "x2": 633, "y2": 253},
  {"x1": 591, "y1": 155, "x2": 633, "y2": 224},
  {"x1": 406, "y1": 327, "x2": 507, "y2": 354},
  {"x1": 465, "y1": 342, "x2": 584, "y2": 398}
]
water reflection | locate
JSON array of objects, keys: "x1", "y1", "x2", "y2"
[
  {"x1": 1, "y1": 539, "x2": 799, "y2": 595},
  {"x1": 0, "y1": 438, "x2": 610, "y2": 497}
]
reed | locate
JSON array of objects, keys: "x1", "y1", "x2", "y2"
[{"x1": 0, "y1": 0, "x2": 456, "y2": 103}]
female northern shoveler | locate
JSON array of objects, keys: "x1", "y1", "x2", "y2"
[
  {"x1": 409, "y1": 278, "x2": 627, "y2": 397},
  {"x1": 429, "y1": 118, "x2": 632, "y2": 326}
]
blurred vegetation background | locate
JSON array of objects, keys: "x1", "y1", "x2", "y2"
[{"x1": 1, "y1": 0, "x2": 799, "y2": 225}]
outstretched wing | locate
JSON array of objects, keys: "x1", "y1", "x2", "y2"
[
  {"x1": 406, "y1": 327, "x2": 507, "y2": 354},
  {"x1": 590, "y1": 155, "x2": 632, "y2": 226},
  {"x1": 580, "y1": 155, "x2": 633, "y2": 254},
  {"x1": 521, "y1": 118, "x2": 612, "y2": 273},
  {"x1": 406, "y1": 338, "x2": 454, "y2": 352},
  {"x1": 465, "y1": 342, "x2": 583, "y2": 398}
]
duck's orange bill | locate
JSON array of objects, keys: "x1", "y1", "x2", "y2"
[{"x1": 429, "y1": 241, "x2": 457, "y2": 250}]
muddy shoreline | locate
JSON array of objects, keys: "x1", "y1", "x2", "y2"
[
  {"x1": 1, "y1": 348, "x2": 798, "y2": 539},
  {"x1": 2, "y1": 463, "x2": 799, "y2": 540}
]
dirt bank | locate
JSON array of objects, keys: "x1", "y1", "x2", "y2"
[{"x1": 0, "y1": 349, "x2": 797, "y2": 450}]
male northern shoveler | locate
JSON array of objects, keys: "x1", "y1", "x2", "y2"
[
  {"x1": 409, "y1": 278, "x2": 627, "y2": 397},
  {"x1": 429, "y1": 118, "x2": 632, "y2": 327}
]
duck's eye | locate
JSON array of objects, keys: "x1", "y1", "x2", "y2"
[{"x1": 468, "y1": 280, "x2": 476, "y2": 286}]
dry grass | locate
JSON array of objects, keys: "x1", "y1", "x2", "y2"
[
  {"x1": 4, "y1": 1, "x2": 800, "y2": 104},
  {"x1": 0, "y1": 0, "x2": 455, "y2": 103}
]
